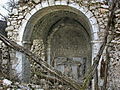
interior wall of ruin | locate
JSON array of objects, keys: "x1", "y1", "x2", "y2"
[{"x1": 0, "y1": 0, "x2": 119, "y2": 89}]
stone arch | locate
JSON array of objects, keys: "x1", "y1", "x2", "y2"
[
  {"x1": 16, "y1": 0, "x2": 100, "y2": 86},
  {"x1": 18, "y1": 1, "x2": 99, "y2": 44}
]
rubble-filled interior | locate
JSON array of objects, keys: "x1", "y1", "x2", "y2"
[{"x1": 0, "y1": 0, "x2": 120, "y2": 90}]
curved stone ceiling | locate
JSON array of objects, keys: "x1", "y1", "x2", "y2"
[{"x1": 23, "y1": 5, "x2": 92, "y2": 42}]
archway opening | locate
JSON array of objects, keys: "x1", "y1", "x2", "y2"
[
  {"x1": 49, "y1": 17, "x2": 91, "y2": 83},
  {"x1": 22, "y1": 5, "x2": 92, "y2": 85}
]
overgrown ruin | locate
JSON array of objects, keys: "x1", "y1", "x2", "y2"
[{"x1": 0, "y1": 0, "x2": 120, "y2": 90}]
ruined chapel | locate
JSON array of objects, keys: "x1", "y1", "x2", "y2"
[{"x1": 0, "y1": 0, "x2": 120, "y2": 90}]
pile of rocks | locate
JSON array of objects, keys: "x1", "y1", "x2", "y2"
[{"x1": 0, "y1": 78, "x2": 44, "y2": 90}]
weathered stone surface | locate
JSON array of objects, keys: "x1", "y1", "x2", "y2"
[
  {"x1": 7, "y1": 21, "x2": 11, "y2": 26},
  {"x1": 12, "y1": 8, "x2": 18, "y2": 15},
  {"x1": 11, "y1": 21, "x2": 17, "y2": 25},
  {"x1": 5, "y1": 26, "x2": 14, "y2": 31},
  {"x1": 18, "y1": 15, "x2": 24, "y2": 19},
  {"x1": 32, "y1": 0, "x2": 40, "y2": 4},
  {"x1": 1, "y1": 0, "x2": 120, "y2": 89}
]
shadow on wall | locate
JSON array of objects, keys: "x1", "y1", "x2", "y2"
[{"x1": 0, "y1": 20, "x2": 7, "y2": 37}]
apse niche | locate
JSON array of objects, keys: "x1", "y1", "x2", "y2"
[
  {"x1": 22, "y1": 6, "x2": 92, "y2": 84},
  {"x1": 48, "y1": 17, "x2": 91, "y2": 83}
]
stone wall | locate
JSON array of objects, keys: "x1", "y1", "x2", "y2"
[
  {"x1": 107, "y1": 7, "x2": 120, "y2": 89},
  {"x1": 2, "y1": 0, "x2": 120, "y2": 89},
  {"x1": 0, "y1": 21, "x2": 10, "y2": 78},
  {"x1": 0, "y1": 42, "x2": 10, "y2": 77}
]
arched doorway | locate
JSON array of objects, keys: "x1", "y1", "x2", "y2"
[
  {"x1": 22, "y1": 5, "x2": 93, "y2": 84},
  {"x1": 15, "y1": 2, "x2": 100, "y2": 88},
  {"x1": 47, "y1": 17, "x2": 91, "y2": 83}
]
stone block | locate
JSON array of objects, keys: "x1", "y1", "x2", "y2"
[
  {"x1": 18, "y1": 15, "x2": 24, "y2": 19},
  {"x1": 32, "y1": 0, "x2": 40, "y2": 4},
  {"x1": 41, "y1": 1, "x2": 49, "y2": 8},
  {"x1": 15, "y1": 25, "x2": 19, "y2": 29},
  {"x1": 35, "y1": 4, "x2": 42, "y2": 10},
  {"x1": 7, "y1": 21, "x2": 11, "y2": 26},
  {"x1": 21, "y1": 19, "x2": 27, "y2": 25},
  {"x1": 68, "y1": 3, "x2": 80, "y2": 10},
  {"x1": 90, "y1": 6, "x2": 96, "y2": 10},
  {"x1": 30, "y1": 8, "x2": 37, "y2": 15},
  {"x1": 5, "y1": 26, "x2": 14, "y2": 31},
  {"x1": 60, "y1": 1, "x2": 67, "y2": 5},
  {"x1": 100, "y1": 25, "x2": 105, "y2": 29},
  {"x1": 89, "y1": 17, "x2": 97, "y2": 25},
  {"x1": 12, "y1": 8, "x2": 18, "y2": 15},
  {"x1": 48, "y1": 0, "x2": 54, "y2": 6},
  {"x1": 22, "y1": 6, "x2": 28, "y2": 10},
  {"x1": 25, "y1": 13, "x2": 31, "y2": 21},
  {"x1": 91, "y1": 24, "x2": 99, "y2": 33},
  {"x1": 7, "y1": 31, "x2": 13, "y2": 37},
  {"x1": 101, "y1": 5, "x2": 109, "y2": 9},
  {"x1": 115, "y1": 9, "x2": 120, "y2": 14},
  {"x1": 99, "y1": 8, "x2": 109, "y2": 14},
  {"x1": 86, "y1": 11, "x2": 94, "y2": 19},
  {"x1": 55, "y1": 1, "x2": 61, "y2": 5},
  {"x1": 11, "y1": 21, "x2": 17, "y2": 25},
  {"x1": 79, "y1": 7, "x2": 88, "y2": 14},
  {"x1": 17, "y1": 20, "x2": 21, "y2": 25}
]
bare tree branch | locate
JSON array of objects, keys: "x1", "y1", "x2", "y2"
[
  {"x1": 82, "y1": 0, "x2": 117, "y2": 89},
  {"x1": 0, "y1": 33, "x2": 82, "y2": 90}
]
